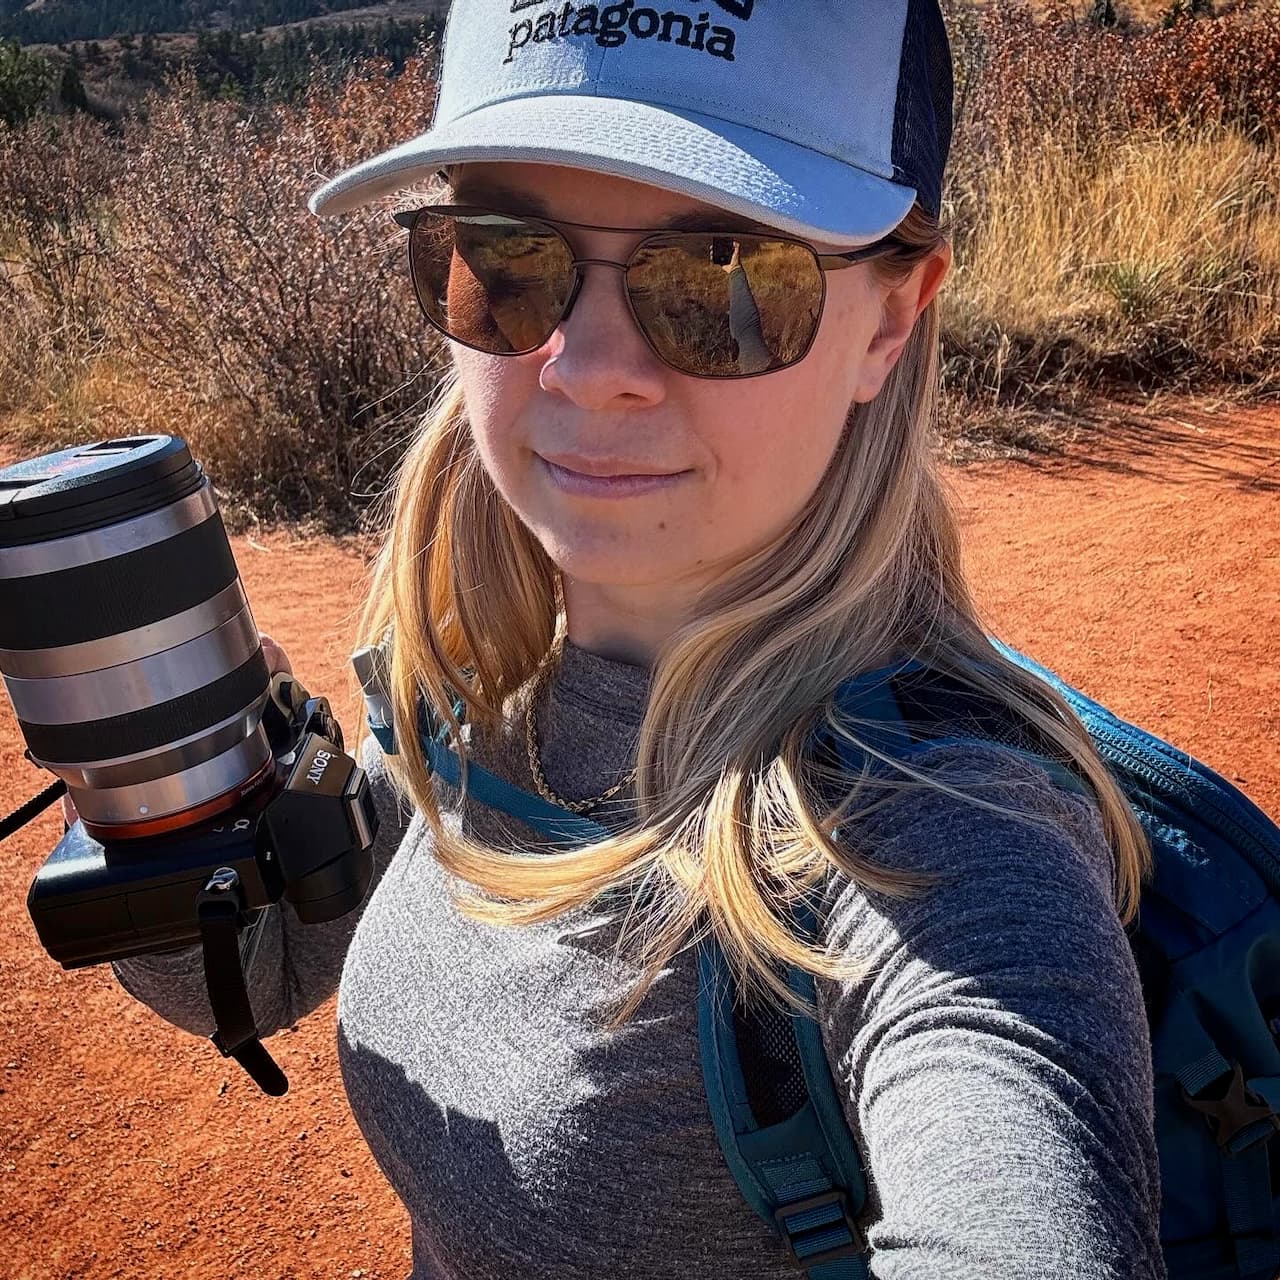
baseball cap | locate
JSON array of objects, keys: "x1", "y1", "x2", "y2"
[{"x1": 307, "y1": 0, "x2": 953, "y2": 248}]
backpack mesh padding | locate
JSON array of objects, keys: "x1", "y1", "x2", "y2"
[
  {"x1": 734, "y1": 997, "x2": 809, "y2": 1126},
  {"x1": 892, "y1": 665, "x2": 1028, "y2": 748},
  {"x1": 891, "y1": 666, "x2": 1085, "y2": 778}
]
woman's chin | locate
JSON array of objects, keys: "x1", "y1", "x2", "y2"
[{"x1": 536, "y1": 532, "x2": 681, "y2": 590}]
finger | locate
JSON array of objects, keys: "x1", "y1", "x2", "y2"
[
  {"x1": 61, "y1": 793, "x2": 79, "y2": 827},
  {"x1": 258, "y1": 633, "x2": 293, "y2": 677}
]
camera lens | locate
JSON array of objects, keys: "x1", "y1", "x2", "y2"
[{"x1": 0, "y1": 436, "x2": 273, "y2": 838}]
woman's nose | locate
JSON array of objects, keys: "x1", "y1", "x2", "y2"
[{"x1": 536, "y1": 259, "x2": 668, "y2": 406}]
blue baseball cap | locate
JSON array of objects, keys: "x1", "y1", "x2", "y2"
[{"x1": 307, "y1": 0, "x2": 953, "y2": 247}]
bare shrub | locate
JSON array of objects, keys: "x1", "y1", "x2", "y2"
[
  {"x1": 0, "y1": 111, "x2": 121, "y2": 417},
  {"x1": 4, "y1": 9, "x2": 1278, "y2": 501},
  {"x1": 104, "y1": 54, "x2": 447, "y2": 528},
  {"x1": 956, "y1": 2, "x2": 1280, "y2": 168}
]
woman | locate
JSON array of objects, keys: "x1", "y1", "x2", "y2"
[{"x1": 110, "y1": 0, "x2": 1166, "y2": 1275}]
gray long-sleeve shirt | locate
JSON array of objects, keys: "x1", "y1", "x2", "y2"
[{"x1": 112, "y1": 637, "x2": 1165, "y2": 1278}]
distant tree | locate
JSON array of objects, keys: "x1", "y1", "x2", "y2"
[
  {"x1": 1089, "y1": 0, "x2": 1118, "y2": 27},
  {"x1": 59, "y1": 63, "x2": 89, "y2": 113},
  {"x1": 0, "y1": 37, "x2": 57, "y2": 126},
  {"x1": 1164, "y1": 0, "x2": 1214, "y2": 24}
]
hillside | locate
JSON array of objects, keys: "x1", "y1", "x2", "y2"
[
  {"x1": 7, "y1": 0, "x2": 1272, "y2": 107},
  {"x1": 1, "y1": 3, "x2": 449, "y2": 119},
  {"x1": 0, "y1": 0, "x2": 448, "y2": 44}
]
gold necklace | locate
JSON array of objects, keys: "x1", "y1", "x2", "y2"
[{"x1": 524, "y1": 646, "x2": 638, "y2": 814}]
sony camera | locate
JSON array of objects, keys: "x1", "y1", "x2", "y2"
[{"x1": 0, "y1": 435, "x2": 377, "y2": 1094}]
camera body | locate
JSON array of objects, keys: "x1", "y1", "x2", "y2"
[{"x1": 28, "y1": 702, "x2": 377, "y2": 970}]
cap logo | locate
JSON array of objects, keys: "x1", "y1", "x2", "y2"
[{"x1": 505, "y1": 2, "x2": 751, "y2": 66}]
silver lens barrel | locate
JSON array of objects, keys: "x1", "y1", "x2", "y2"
[{"x1": 0, "y1": 437, "x2": 273, "y2": 835}]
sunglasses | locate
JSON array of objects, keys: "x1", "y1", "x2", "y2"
[{"x1": 392, "y1": 195, "x2": 902, "y2": 380}]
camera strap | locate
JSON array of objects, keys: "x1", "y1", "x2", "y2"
[{"x1": 197, "y1": 868, "x2": 288, "y2": 1097}]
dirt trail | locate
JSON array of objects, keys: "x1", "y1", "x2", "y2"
[{"x1": 1, "y1": 398, "x2": 1277, "y2": 1278}]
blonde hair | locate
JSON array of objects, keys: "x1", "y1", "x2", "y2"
[{"x1": 352, "y1": 192, "x2": 1151, "y2": 1023}]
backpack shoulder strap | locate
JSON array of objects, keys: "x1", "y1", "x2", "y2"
[
  {"x1": 821, "y1": 651, "x2": 1091, "y2": 800},
  {"x1": 416, "y1": 694, "x2": 607, "y2": 848},
  {"x1": 350, "y1": 635, "x2": 605, "y2": 847},
  {"x1": 699, "y1": 924, "x2": 872, "y2": 1277},
  {"x1": 710, "y1": 651, "x2": 1094, "y2": 1275}
]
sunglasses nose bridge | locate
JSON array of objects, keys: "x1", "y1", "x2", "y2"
[{"x1": 556, "y1": 255, "x2": 633, "y2": 327}]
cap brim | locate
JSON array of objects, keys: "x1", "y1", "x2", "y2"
[{"x1": 307, "y1": 94, "x2": 915, "y2": 248}]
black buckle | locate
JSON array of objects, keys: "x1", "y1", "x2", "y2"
[
  {"x1": 773, "y1": 1189, "x2": 867, "y2": 1269},
  {"x1": 1181, "y1": 1062, "x2": 1280, "y2": 1152}
]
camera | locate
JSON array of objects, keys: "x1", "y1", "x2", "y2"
[
  {"x1": 0, "y1": 435, "x2": 377, "y2": 1094},
  {"x1": 710, "y1": 236, "x2": 737, "y2": 267}
]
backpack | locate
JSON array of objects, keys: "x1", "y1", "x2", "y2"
[{"x1": 355, "y1": 636, "x2": 1280, "y2": 1280}]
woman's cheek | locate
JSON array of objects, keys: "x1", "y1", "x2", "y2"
[
  {"x1": 475, "y1": 371, "x2": 556, "y2": 494},
  {"x1": 733, "y1": 422, "x2": 815, "y2": 513}
]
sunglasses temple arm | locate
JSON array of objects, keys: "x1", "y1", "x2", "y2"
[{"x1": 819, "y1": 246, "x2": 895, "y2": 270}]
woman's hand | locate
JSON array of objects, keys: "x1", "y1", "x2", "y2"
[
  {"x1": 259, "y1": 631, "x2": 294, "y2": 680},
  {"x1": 59, "y1": 631, "x2": 296, "y2": 829}
]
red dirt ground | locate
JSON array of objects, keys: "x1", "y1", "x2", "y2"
[{"x1": 2, "y1": 398, "x2": 1277, "y2": 1278}]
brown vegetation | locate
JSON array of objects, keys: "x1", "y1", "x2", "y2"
[
  {"x1": 1, "y1": 4, "x2": 1278, "y2": 527},
  {"x1": 0, "y1": 55, "x2": 443, "y2": 527}
]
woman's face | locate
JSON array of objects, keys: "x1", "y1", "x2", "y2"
[{"x1": 444, "y1": 161, "x2": 948, "y2": 657}]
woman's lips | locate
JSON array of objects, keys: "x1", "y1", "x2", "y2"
[{"x1": 538, "y1": 455, "x2": 690, "y2": 498}]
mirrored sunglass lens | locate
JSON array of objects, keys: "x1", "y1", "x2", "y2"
[
  {"x1": 408, "y1": 212, "x2": 574, "y2": 354},
  {"x1": 626, "y1": 235, "x2": 823, "y2": 376}
]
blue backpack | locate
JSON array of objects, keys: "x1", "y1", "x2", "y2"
[{"x1": 358, "y1": 637, "x2": 1280, "y2": 1280}]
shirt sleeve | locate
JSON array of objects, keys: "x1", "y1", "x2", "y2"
[
  {"x1": 726, "y1": 263, "x2": 773, "y2": 373},
  {"x1": 815, "y1": 742, "x2": 1165, "y2": 1280},
  {"x1": 110, "y1": 731, "x2": 414, "y2": 1041}
]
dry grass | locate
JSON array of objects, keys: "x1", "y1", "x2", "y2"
[
  {"x1": 932, "y1": 0, "x2": 1280, "y2": 457},
  {"x1": 1, "y1": 7, "x2": 1278, "y2": 522},
  {"x1": 943, "y1": 123, "x2": 1280, "y2": 398}
]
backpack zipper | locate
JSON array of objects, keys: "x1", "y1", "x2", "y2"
[{"x1": 1088, "y1": 721, "x2": 1280, "y2": 893}]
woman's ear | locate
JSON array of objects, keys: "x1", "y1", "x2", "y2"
[{"x1": 851, "y1": 241, "x2": 952, "y2": 403}]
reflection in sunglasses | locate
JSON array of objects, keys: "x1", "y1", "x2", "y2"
[
  {"x1": 723, "y1": 253, "x2": 773, "y2": 374},
  {"x1": 413, "y1": 213, "x2": 826, "y2": 375},
  {"x1": 447, "y1": 228, "x2": 569, "y2": 353}
]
